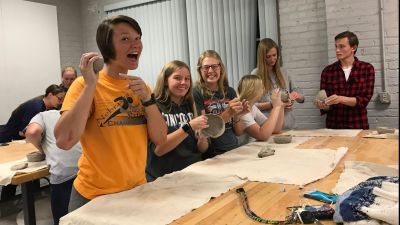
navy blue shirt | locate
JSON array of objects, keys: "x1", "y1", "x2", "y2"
[{"x1": 0, "y1": 98, "x2": 46, "y2": 143}]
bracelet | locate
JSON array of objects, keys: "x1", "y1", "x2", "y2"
[{"x1": 141, "y1": 93, "x2": 156, "y2": 107}]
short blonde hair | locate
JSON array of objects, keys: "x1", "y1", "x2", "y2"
[{"x1": 237, "y1": 75, "x2": 264, "y2": 105}]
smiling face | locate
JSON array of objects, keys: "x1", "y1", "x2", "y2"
[
  {"x1": 200, "y1": 57, "x2": 221, "y2": 89},
  {"x1": 109, "y1": 23, "x2": 143, "y2": 71},
  {"x1": 167, "y1": 67, "x2": 191, "y2": 103}
]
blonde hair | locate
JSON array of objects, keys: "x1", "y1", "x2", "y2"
[
  {"x1": 237, "y1": 75, "x2": 264, "y2": 105},
  {"x1": 256, "y1": 38, "x2": 286, "y2": 93},
  {"x1": 196, "y1": 50, "x2": 229, "y2": 98},
  {"x1": 153, "y1": 60, "x2": 197, "y2": 115}
]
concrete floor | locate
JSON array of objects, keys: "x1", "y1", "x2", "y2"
[{"x1": 0, "y1": 188, "x2": 52, "y2": 225}]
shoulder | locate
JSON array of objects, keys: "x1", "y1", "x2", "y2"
[
  {"x1": 355, "y1": 58, "x2": 374, "y2": 69},
  {"x1": 226, "y1": 86, "x2": 237, "y2": 96}
]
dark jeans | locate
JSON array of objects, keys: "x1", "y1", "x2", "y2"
[
  {"x1": 50, "y1": 178, "x2": 75, "y2": 225},
  {"x1": 68, "y1": 184, "x2": 90, "y2": 213}
]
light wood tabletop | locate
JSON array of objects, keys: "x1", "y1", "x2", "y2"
[
  {"x1": 170, "y1": 130, "x2": 398, "y2": 225},
  {"x1": 0, "y1": 141, "x2": 49, "y2": 185}
]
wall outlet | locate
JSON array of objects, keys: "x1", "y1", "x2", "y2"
[{"x1": 378, "y1": 91, "x2": 391, "y2": 104}]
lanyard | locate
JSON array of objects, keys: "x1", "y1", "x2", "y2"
[{"x1": 236, "y1": 188, "x2": 285, "y2": 224}]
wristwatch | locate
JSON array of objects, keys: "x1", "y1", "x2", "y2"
[
  {"x1": 182, "y1": 123, "x2": 192, "y2": 134},
  {"x1": 141, "y1": 93, "x2": 156, "y2": 107}
]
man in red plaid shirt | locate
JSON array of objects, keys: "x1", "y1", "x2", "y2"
[{"x1": 315, "y1": 31, "x2": 375, "y2": 129}]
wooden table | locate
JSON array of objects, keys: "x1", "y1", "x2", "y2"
[
  {"x1": 171, "y1": 130, "x2": 398, "y2": 225},
  {"x1": 0, "y1": 142, "x2": 49, "y2": 225}
]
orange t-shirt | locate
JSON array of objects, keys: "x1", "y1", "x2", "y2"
[{"x1": 61, "y1": 72, "x2": 147, "y2": 199}]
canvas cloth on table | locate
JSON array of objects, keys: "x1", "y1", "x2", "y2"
[
  {"x1": 363, "y1": 130, "x2": 399, "y2": 139},
  {"x1": 0, "y1": 158, "x2": 47, "y2": 185},
  {"x1": 283, "y1": 129, "x2": 362, "y2": 137},
  {"x1": 183, "y1": 136, "x2": 347, "y2": 185},
  {"x1": 332, "y1": 161, "x2": 399, "y2": 195},
  {"x1": 59, "y1": 172, "x2": 244, "y2": 225}
]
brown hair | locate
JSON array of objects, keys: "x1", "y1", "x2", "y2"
[
  {"x1": 335, "y1": 31, "x2": 359, "y2": 54},
  {"x1": 255, "y1": 38, "x2": 286, "y2": 93},
  {"x1": 154, "y1": 60, "x2": 197, "y2": 115},
  {"x1": 96, "y1": 15, "x2": 142, "y2": 63}
]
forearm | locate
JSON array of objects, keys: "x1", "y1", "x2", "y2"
[
  {"x1": 220, "y1": 109, "x2": 234, "y2": 123},
  {"x1": 196, "y1": 136, "x2": 209, "y2": 153},
  {"x1": 274, "y1": 107, "x2": 284, "y2": 133},
  {"x1": 260, "y1": 106, "x2": 283, "y2": 137},
  {"x1": 25, "y1": 131, "x2": 43, "y2": 152},
  {"x1": 154, "y1": 128, "x2": 188, "y2": 156},
  {"x1": 233, "y1": 117, "x2": 246, "y2": 136},
  {"x1": 146, "y1": 105, "x2": 167, "y2": 146},
  {"x1": 55, "y1": 85, "x2": 95, "y2": 150},
  {"x1": 341, "y1": 96, "x2": 357, "y2": 107},
  {"x1": 255, "y1": 102, "x2": 272, "y2": 111}
]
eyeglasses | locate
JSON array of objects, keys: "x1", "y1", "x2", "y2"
[{"x1": 200, "y1": 64, "x2": 220, "y2": 72}]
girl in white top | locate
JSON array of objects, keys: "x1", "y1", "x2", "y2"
[{"x1": 236, "y1": 75, "x2": 284, "y2": 145}]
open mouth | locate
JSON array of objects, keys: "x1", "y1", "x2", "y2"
[{"x1": 127, "y1": 53, "x2": 139, "y2": 60}]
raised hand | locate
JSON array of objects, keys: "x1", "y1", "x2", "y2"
[
  {"x1": 119, "y1": 73, "x2": 151, "y2": 101},
  {"x1": 79, "y1": 52, "x2": 101, "y2": 87},
  {"x1": 270, "y1": 88, "x2": 282, "y2": 108}
]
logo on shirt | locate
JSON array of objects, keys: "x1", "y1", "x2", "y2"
[
  {"x1": 163, "y1": 112, "x2": 194, "y2": 128},
  {"x1": 96, "y1": 96, "x2": 146, "y2": 127}
]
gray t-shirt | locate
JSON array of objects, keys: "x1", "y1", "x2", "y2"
[
  {"x1": 193, "y1": 86, "x2": 238, "y2": 156},
  {"x1": 29, "y1": 110, "x2": 81, "y2": 184},
  {"x1": 251, "y1": 68, "x2": 303, "y2": 129}
]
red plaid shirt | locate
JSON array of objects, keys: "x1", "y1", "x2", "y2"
[{"x1": 320, "y1": 57, "x2": 375, "y2": 129}]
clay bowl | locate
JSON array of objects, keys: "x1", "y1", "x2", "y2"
[
  {"x1": 376, "y1": 127, "x2": 396, "y2": 134},
  {"x1": 273, "y1": 134, "x2": 292, "y2": 144},
  {"x1": 315, "y1": 89, "x2": 327, "y2": 102},
  {"x1": 202, "y1": 114, "x2": 225, "y2": 138},
  {"x1": 26, "y1": 151, "x2": 45, "y2": 162}
]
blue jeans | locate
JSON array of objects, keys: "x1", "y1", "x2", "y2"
[{"x1": 50, "y1": 178, "x2": 74, "y2": 225}]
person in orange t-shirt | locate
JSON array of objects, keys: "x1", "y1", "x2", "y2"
[{"x1": 54, "y1": 15, "x2": 167, "y2": 212}]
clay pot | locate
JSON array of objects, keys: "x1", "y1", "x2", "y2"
[
  {"x1": 315, "y1": 89, "x2": 327, "y2": 102},
  {"x1": 273, "y1": 134, "x2": 292, "y2": 144},
  {"x1": 281, "y1": 90, "x2": 290, "y2": 103},
  {"x1": 26, "y1": 151, "x2": 45, "y2": 162},
  {"x1": 202, "y1": 114, "x2": 225, "y2": 138},
  {"x1": 258, "y1": 146, "x2": 275, "y2": 158},
  {"x1": 376, "y1": 127, "x2": 396, "y2": 134}
]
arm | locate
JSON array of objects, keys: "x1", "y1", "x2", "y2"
[
  {"x1": 244, "y1": 89, "x2": 283, "y2": 141},
  {"x1": 154, "y1": 115, "x2": 208, "y2": 156},
  {"x1": 55, "y1": 53, "x2": 99, "y2": 150},
  {"x1": 232, "y1": 100, "x2": 250, "y2": 135},
  {"x1": 25, "y1": 123, "x2": 44, "y2": 152},
  {"x1": 255, "y1": 101, "x2": 273, "y2": 111},
  {"x1": 144, "y1": 103, "x2": 167, "y2": 146}
]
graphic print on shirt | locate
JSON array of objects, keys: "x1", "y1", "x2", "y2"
[
  {"x1": 162, "y1": 112, "x2": 194, "y2": 129},
  {"x1": 96, "y1": 95, "x2": 146, "y2": 127},
  {"x1": 203, "y1": 98, "x2": 229, "y2": 115}
]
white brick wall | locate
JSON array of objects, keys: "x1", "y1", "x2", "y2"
[
  {"x1": 31, "y1": 0, "x2": 398, "y2": 129},
  {"x1": 26, "y1": 0, "x2": 83, "y2": 77},
  {"x1": 280, "y1": 0, "x2": 399, "y2": 129}
]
